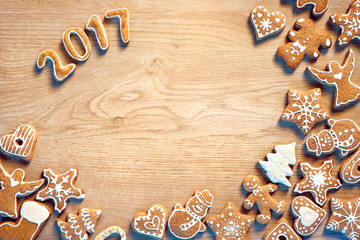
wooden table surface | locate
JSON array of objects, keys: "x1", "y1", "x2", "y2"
[{"x1": 0, "y1": 0, "x2": 359, "y2": 239}]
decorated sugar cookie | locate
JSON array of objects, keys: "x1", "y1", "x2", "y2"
[
  {"x1": 327, "y1": 196, "x2": 360, "y2": 240},
  {"x1": 62, "y1": 27, "x2": 91, "y2": 61},
  {"x1": 330, "y1": 0, "x2": 360, "y2": 46},
  {"x1": 0, "y1": 201, "x2": 52, "y2": 240},
  {"x1": 94, "y1": 226, "x2": 127, "y2": 240},
  {"x1": 340, "y1": 149, "x2": 360, "y2": 184},
  {"x1": 206, "y1": 201, "x2": 254, "y2": 240},
  {"x1": 277, "y1": 18, "x2": 332, "y2": 69},
  {"x1": 243, "y1": 175, "x2": 287, "y2": 224},
  {"x1": 263, "y1": 218, "x2": 301, "y2": 240},
  {"x1": 306, "y1": 118, "x2": 360, "y2": 157},
  {"x1": 57, "y1": 208, "x2": 102, "y2": 240},
  {"x1": 294, "y1": 159, "x2": 341, "y2": 206},
  {"x1": 105, "y1": 8, "x2": 130, "y2": 44},
  {"x1": 281, "y1": 88, "x2": 329, "y2": 134},
  {"x1": 168, "y1": 189, "x2": 213, "y2": 239},
  {"x1": 0, "y1": 125, "x2": 38, "y2": 161},
  {"x1": 86, "y1": 15, "x2": 109, "y2": 50},
  {"x1": 250, "y1": 6, "x2": 286, "y2": 40},
  {"x1": 291, "y1": 196, "x2": 326, "y2": 236},
  {"x1": 258, "y1": 142, "x2": 296, "y2": 187},
  {"x1": 307, "y1": 49, "x2": 360, "y2": 108},
  {"x1": 131, "y1": 204, "x2": 168, "y2": 239},
  {"x1": 37, "y1": 49, "x2": 77, "y2": 81},
  {"x1": 36, "y1": 168, "x2": 86, "y2": 214},
  {"x1": 0, "y1": 163, "x2": 44, "y2": 219},
  {"x1": 296, "y1": 0, "x2": 329, "y2": 16}
]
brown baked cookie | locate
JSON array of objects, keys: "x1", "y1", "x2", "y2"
[
  {"x1": 296, "y1": 0, "x2": 329, "y2": 16},
  {"x1": 263, "y1": 218, "x2": 301, "y2": 240},
  {"x1": 94, "y1": 226, "x2": 127, "y2": 240},
  {"x1": 277, "y1": 18, "x2": 332, "y2": 69},
  {"x1": 105, "y1": 8, "x2": 130, "y2": 44},
  {"x1": 340, "y1": 149, "x2": 360, "y2": 184}
]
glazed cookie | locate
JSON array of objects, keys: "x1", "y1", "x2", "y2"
[
  {"x1": 307, "y1": 49, "x2": 360, "y2": 108},
  {"x1": 291, "y1": 196, "x2": 326, "y2": 236},
  {"x1": 258, "y1": 142, "x2": 296, "y2": 187},
  {"x1": 206, "y1": 201, "x2": 254, "y2": 240},
  {"x1": 86, "y1": 15, "x2": 109, "y2": 50},
  {"x1": 281, "y1": 88, "x2": 329, "y2": 134},
  {"x1": 263, "y1": 218, "x2": 301, "y2": 240},
  {"x1": 327, "y1": 196, "x2": 360, "y2": 240},
  {"x1": 37, "y1": 49, "x2": 77, "y2": 81},
  {"x1": 340, "y1": 149, "x2": 360, "y2": 184},
  {"x1": 306, "y1": 118, "x2": 360, "y2": 157},
  {"x1": 94, "y1": 226, "x2": 127, "y2": 240},
  {"x1": 62, "y1": 27, "x2": 91, "y2": 61},
  {"x1": 131, "y1": 204, "x2": 168, "y2": 239},
  {"x1": 57, "y1": 208, "x2": 102, "y2": 240},
  {"x1": 296, "y1": 0, "x2": 329, "y2": 16},
  {"x1": 294, "y1": 159, "x2": 341, "y2": 206},
  {"x1": 0, "y1": 163, "x2": 44, "y2": 219},
  {"x1": 168, "y1": 189, "x2": 213, "y2": 239},
  {"x1": 330, "y1": 0, "x2": 360, "y2": 46},
  {"x1": 105, "y1": 8, "x2": 130, "y2": 44},
  {"x1": 0, "y1": 125, "x2": 38, "y2": 161},
  {"x1": 243, "y1": 175, "x2": 287, "y2": 224},
  {"x1": 250, "y1": 6, "x2": 286, "y2": 40},
  {"x1": 277, "y1": 18, "x2": 332, "y2": 69},
  {"x1": 36, "y1": 168, "x2": 86, "y2": 214},
  {"x1": 0, "y1": 201, "x2": 52, "y2": 240}
]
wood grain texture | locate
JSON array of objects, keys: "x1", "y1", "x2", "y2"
[{"x1": 0, "y1": 0, "x2": 359, "y2": 239}]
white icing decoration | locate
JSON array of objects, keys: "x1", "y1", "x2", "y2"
[
  {"x1": 133, "y1": 205, "x2": 167, "y2": 239},
  {"x1": 21, "y1": 201, "x2": 51, "y2": 225},
  {"x1": 94, "y1": 226, "x2": 126, "y2": 240},
  {"x1": 299, "y1": 207, "x2": 319, "y2": 227}
]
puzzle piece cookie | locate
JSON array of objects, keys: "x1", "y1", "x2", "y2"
[
  {"x1": 263, "y1": 218, "x2": 301, "y2": 240},
  {"x1": 296, "y1": 0, "x2": 329, "y2": 16},
  {"x1": 277, "y1": 18, "x2": 332, "y2": 69},
  {"x1": 243, "y1": 175, "x2": 287, "y2": 224},
  {"x1": 340, "y1": 149, "x2": 360, "y2": 184},
  {"x1": 94, "y1": 226, "x2": 127, "y2": 240}
]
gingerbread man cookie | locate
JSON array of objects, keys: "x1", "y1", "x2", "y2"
[
  {"x1": 306, "y1": 118, "x2": 360, "y2": 157},
  {"x1": 340, "y1": 149, "x2": 360, "y2": 184},
  {"x1": 250, "y1": 6, "x2": 286, "y2": 40},
  {"x1": 243, "y1": 175, "x2": 287, "y2": 224},
  {"x1": 281, "y1": 88, "x2": 329, "y2": 134},
  {"x1": 277, "y1": 18, "x2": 332, "y2": 69},
  {"x1": 263, "y1": 218, "x2": 301, "y2": 240},
  {"x1": 296, "y1": 0, "x2": 329, "y2": 16},
  {"x1": 307, "y1": 49, "x2": 360, "y2": 108},
  {"x1": 94, "y1": 226, "x2": 127, "y2": 240},
  {"x1": 330, "y1": 0, "x2": 360, "y2": 46},
  {"x1": 168, "y1": 189, "x2": 213, "y2": 239},
  {"x1": 206, "y1": 201, "x2": 254, "y2": 240}
]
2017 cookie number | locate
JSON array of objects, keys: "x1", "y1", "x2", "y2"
[{"x1": 36, "y1": 9, "x2": 130, "y2": 82}]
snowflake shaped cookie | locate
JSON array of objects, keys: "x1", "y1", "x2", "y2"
[
  {"x1": 327, "y1": 196, "x2": 360, "y2": 240},
  {"x1": 36, "y1": 168, "x2": 85, "y2": 214},
  {"x1": 281, "y1": 88, "x2": 329, "y2": 134},
  {"x1": 294, "y1": 159, "x2": 341, "y2": 206},
  {"x1": 330, "y1": 0, "x2": 360, "y2": 46},
  {"x1": 207, "y1": 201, "x2": 254, "y2": 240}
]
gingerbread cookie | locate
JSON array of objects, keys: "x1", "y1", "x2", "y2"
[
  {"x1": 0, "y1": 201, "x2": 52, "y2": 240},
  {"x1": 36, "y1": 168, "x2": 85, "y2": 214},
  {"x1": 294, "y1": 159, "x2": 341, "y2": 206},
  {"x1": 37, "y1": 49, "x2": 77, "y2": 81},
  {"x1": 243, "y1": 175, "x2": 287, "y2": 224},
  {"x1": 206, "y1": 201, "x2": 254, "y2": 240},
  {"x1": 57, "y1": 208, "x2": 102, "y2": 240},
  {"x1": 327, "y1": 196, "x2": 360, "y2": 240},
  {"x1": 277, "y1": 18, "x2": 332, "y2": 69},
  {"x1": 306, "y1": 118, "x2": 360, "y2": 157},
  {"x1": 0, "y1": 125, "x2": 38, "y2": 161},
  {"x1": 263, "y1": 218, "x2": 301, "y2": 240},
  {"x1": 281, "y1": 88, "x2": 329, "y2": 134},
  {"x1": 168, "y1": 189, "x2": 213, "y2": 239},
  {"x1": 340, "y1": 149, "x2": 360, "y2": 184},
  {"x1": 132, "y1": 204, "x2": 168, "y2": 239},
  {"x1": 105, "y1": 8, "x2": 130, "y2": 44},
  {"x1": 62, "y1": 27, "x2": 91, "y2": 61},
  {"x1": 250, "y1": 6, "x2": 286, "y2": 40},
  {"x1": 330, "y1": 0, "x2": 360, "y2": 46},
  {"x1": 259, "y1": 142, "x2": 296, "y2": 187},
  {"x1": 86, "y1": 15, "x2": 109, "y2": 51},
  {"x1": 0, "y1": 163, "x2": 44, "y2": 219},
  {"x1": 94, "y1": 226, "x2": 127, "y2": 240},
  {"x1": 291, "y1": 196, "x2": 326, "y2": 236},
  {"x1": 296, "y1": 0, "x2": 329, "y2": 16},
  {"x1": 307, "y1": 49, "x2": 360, "y2": 108}
]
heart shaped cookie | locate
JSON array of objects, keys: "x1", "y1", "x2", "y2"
[
  {"x1": 291, "y1": 196, "x2": 326, "y2": 236},
  {"x1": 131, "y1": 204, "x2": 167, "y2": 239},
  {"x1": 251, "y1": 6, "x2": 286, "y2": 40},
  {"x1": 0, "y1": 125, "x2": 38, "y2": 161}
]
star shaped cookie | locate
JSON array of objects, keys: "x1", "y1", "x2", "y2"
[
  {"x1": 330, "y1": 0, "x2": 360, "y2": 46},
  {"x1": 281, "y1": 88, "x2": 329, "y2": 134},
  {"x1": 206, "y1": 201, "x2": 254, "y2": 240},
  {"x1": 294, "y1": 159, "x2": 341, "y2": 206},
  {"x1": 36, "y1": 168, "x2": 85, "y2": 213}
]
